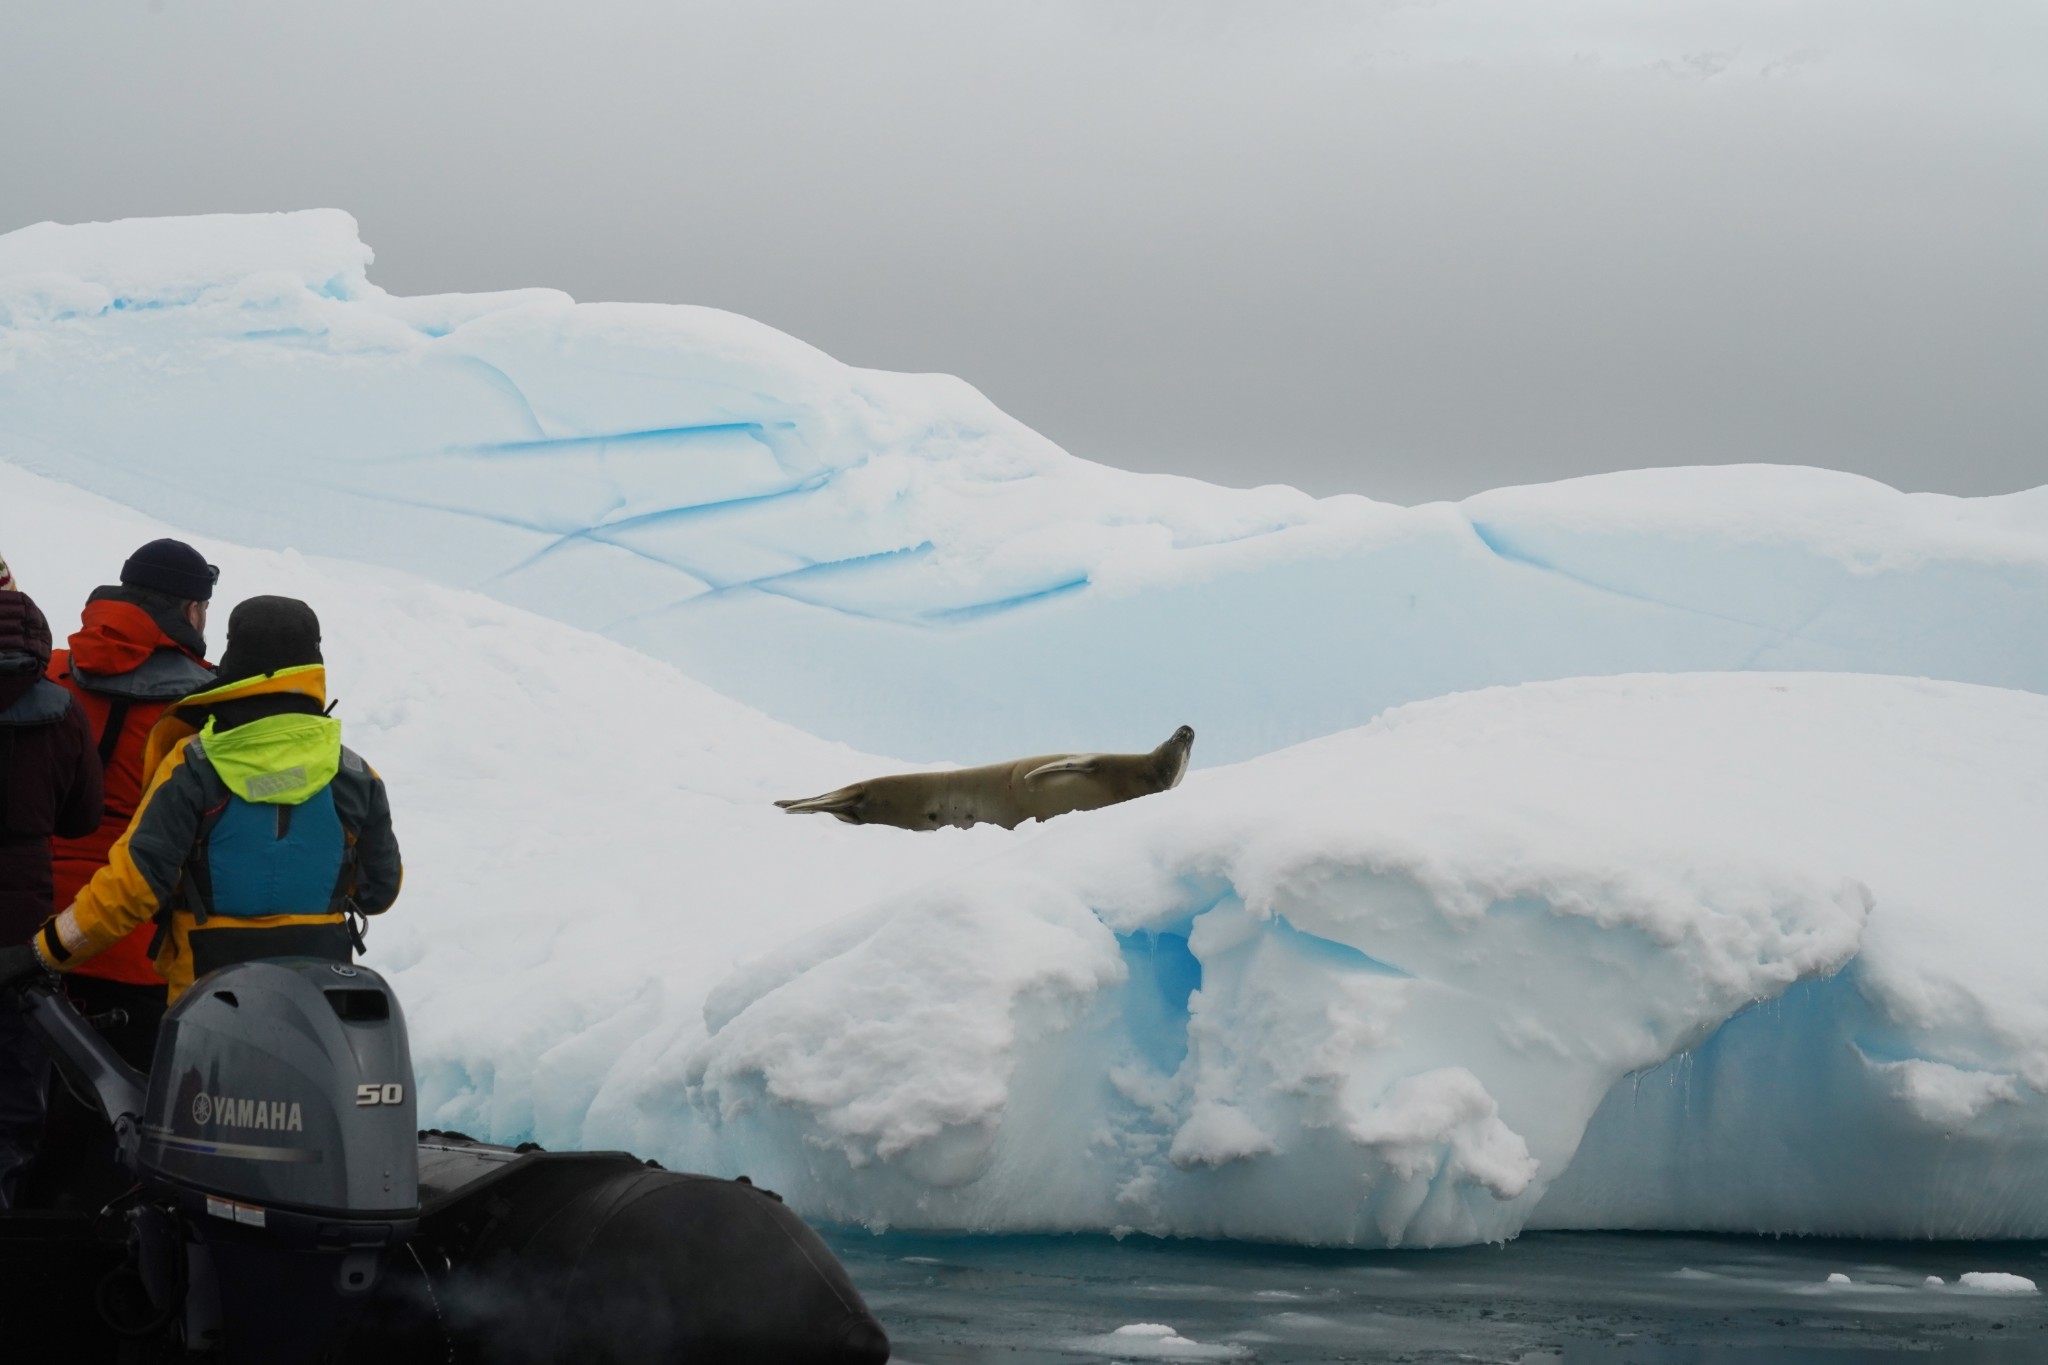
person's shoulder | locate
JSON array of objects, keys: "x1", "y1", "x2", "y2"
[
  {"x1": 155, "y1": 732, "x2": 214, "y2": 782},
  {"x1": 337, "y1": 745, "x2": 387, "y2": 785},
  {"x1": 330, "y1": 746, "x2": 392, "y2": 828},
  {"x1": 10, "y1": 676, "x2": 81, "y2": 726},
  {"x1": 49, "y1": 654, "x2": 91, "y2": 707},
  {"x1": 57, "y1": 686, "x2": 94, "y2": 737}
]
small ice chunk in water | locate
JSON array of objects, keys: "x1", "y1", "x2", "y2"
[
  {"x1": 1925, "y1": 1276, "x2": 1945, "y2": 1287},
  {"x1": 1959, "y1": 1272, "x2": 2038, "y2": 1293},
  {"x1": 1827, "y1": 1273, "x2": 1852, "y2": 1284},
  {"x1": 1072, "y1": 1322, "x2": 1250, "y2": 1359}
]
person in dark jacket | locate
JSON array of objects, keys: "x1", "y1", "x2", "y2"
[
  {"x1": 47, "y1": 538, "x2": 217, "y2": 1065},
  {"x1": 15, "y1": 543, "x2": 219, "y2": 1205},
  {"x1": 7, "y1": 596, "x2": 400, "y2": 1002},
  {"x1": 0, "y1": 590, "x2": 103, "y2": 1208}
]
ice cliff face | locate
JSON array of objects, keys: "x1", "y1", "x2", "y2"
[
  {"x1": 636, "y1": 674, "x2": 2048, "y2": 1245},
  {"x1": 3, "y1": 210, "x2": 2045, "y2": 766},
  {"x1": 5, "y1": 212, "x2": 2048, "y2": 1246}
]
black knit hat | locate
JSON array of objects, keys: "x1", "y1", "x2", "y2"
[
  {"x1": 213, "y1": 596, "x2": 322, "y2": 683},
  {"x1": 121, "y1": 538, "x2": 218, "y2": 602}
]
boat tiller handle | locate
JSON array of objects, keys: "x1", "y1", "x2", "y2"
[{"x1": 17, "y1": 977, "x2": 148, "y2": 1171}]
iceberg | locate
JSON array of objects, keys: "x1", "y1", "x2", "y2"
[
  {"x1": 0, "y1": 459, "x2": 1013, "y2": 1154},
  {"x1": 4, "y1": 211, "x2": 2047, "y2": 1248},
  {"x1": 643, "y1": 672, "x2": 2048, "y2": 1245},
  {"x1": 3, "y1": 211, "x2": 2045, "y2": 765}
]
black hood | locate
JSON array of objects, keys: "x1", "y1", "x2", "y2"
[
  {"x1": 213, "y1": 595, "x2": 323, "y2": 686},
  {"x1": 0, "y1": 591, "x2": 53, "y2": 710}
]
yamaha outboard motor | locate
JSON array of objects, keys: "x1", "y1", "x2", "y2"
[
  {"x1": 27, "y1": 958, "x2": 417, "y2": 1361},
  {"x1": 147, "y1": 960, "x2": 418, "y2": 1355},
  {"x1": 14, "y1": 960, "x2": 892, "y2": 1363}
]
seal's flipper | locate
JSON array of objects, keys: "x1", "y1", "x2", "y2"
[
  {"x1": 775, "y1": 790, "x2": 863, "y2": 822},
  {"x1": 1024, "y1": 756, "x2": 1103, "y2": 782}
]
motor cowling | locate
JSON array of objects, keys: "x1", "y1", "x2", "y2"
[{"x1": 141, "y1": 959, "x2": 419, "y2": 1221}]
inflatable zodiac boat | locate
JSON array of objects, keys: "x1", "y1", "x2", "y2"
[{"x1": 0, "y1": 959, "x2": 890, "y2": 1363}]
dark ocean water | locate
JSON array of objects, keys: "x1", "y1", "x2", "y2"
[{"x1": 826, "y1": 1230, "x2": 2048, "y2": 1364}]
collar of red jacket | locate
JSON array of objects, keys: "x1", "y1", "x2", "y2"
[{"x1": 66, "y1": 588, "x2": 208, "y2": 675}]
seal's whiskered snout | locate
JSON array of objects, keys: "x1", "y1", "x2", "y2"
[{"x1": 1157, "y1": 724, "x2": 1196, "y2": 788}]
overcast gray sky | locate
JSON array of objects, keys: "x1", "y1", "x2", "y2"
[{"x1": 3, "y1": 1, "x2": 2043, "y2": 503}]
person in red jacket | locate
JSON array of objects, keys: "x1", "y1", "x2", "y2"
[
  {"x1": 0, "y1": 589, "x2": 103, "y2": 1208},
  {"x1": 46, "y1": 539, "x2": 217, "y2": 1067}
]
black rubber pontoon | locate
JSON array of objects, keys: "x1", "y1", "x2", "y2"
[{"x1": 1, "y1": 960, "x2": 889, "y2": 1364}]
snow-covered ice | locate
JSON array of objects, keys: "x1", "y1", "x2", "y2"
[
  {"x1": 4, "y1": 211, "x2": 2046, "y2": 765},
  {"x1": 0, "y1": 460, "x2": 1010, "y2": 1150},
  {"x1": 4, "y1": 211, "x2": 2047, "y2": 1248},
  {"x1": 652, "y1": 670, "x2": 2048, "y2": 1245}
]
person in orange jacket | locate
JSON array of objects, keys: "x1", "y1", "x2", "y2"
[{"x1": 45, "y1": 539, "x2": 218, "y2": 1068}]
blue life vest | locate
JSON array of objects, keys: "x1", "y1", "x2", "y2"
[{"x1": 200, "y1": 783, "x2": 349, "y2": 918}]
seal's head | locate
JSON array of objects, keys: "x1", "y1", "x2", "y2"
[{"x1": 1155, "y1": 725, "x2": 1195, "y2": 788}]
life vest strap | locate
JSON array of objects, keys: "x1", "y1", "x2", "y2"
[
  {"x1": 189, "y1": 921, "x2": 352, "y2": 979},
  {"x1": 96, "y1": 697, "x2": 133, "y2": 772}
]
